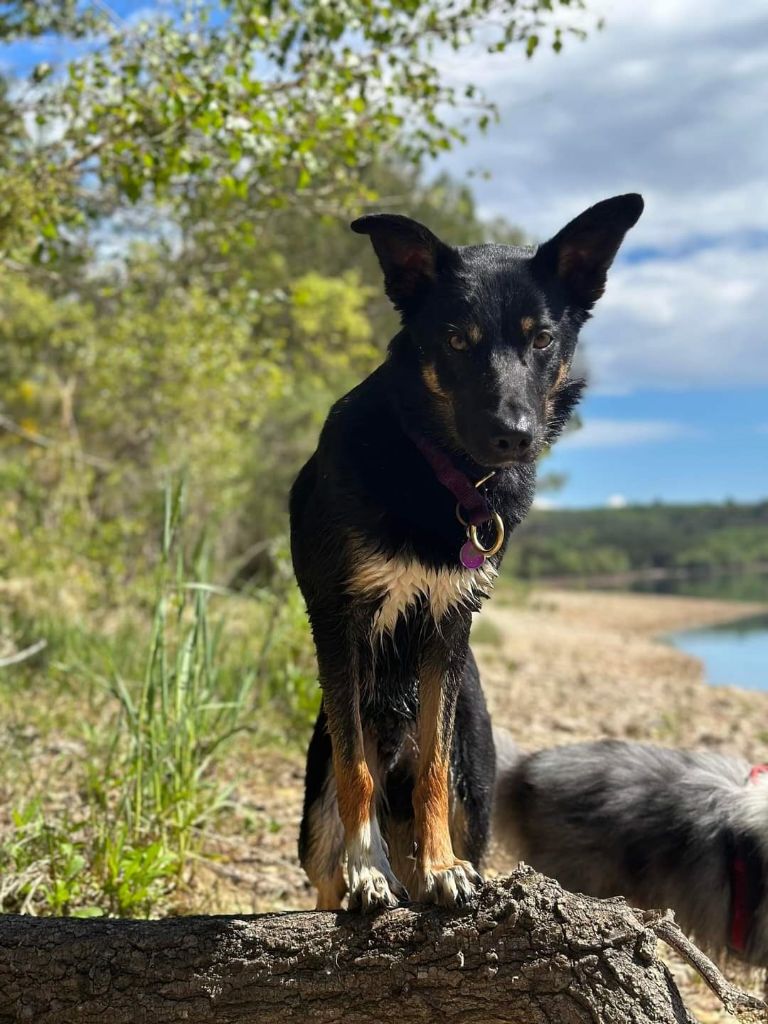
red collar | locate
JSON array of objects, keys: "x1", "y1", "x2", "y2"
[
  {"x1": 729, "y1": 764, "x2": 768, "y2": 953},
  {"x1": 407, "y1": 432, "x2": 494, "y2": 526},
  {"x1": 406, "y1": 431, "x2": 503, "y2": 568}
]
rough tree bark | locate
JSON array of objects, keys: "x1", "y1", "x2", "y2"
[{"x1": 0, "y1": 867, "x2": 752, "y2": 1024}]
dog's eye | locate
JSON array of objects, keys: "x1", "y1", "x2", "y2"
[
  {"x1": 448, "y1": 334, "x2": 469, "y2": 352},
  {"x1": 533, "y1": 330, "x2": 553, "y2": 350}
]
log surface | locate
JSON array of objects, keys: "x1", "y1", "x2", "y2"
[{"x1": 0, "y1": 867, "x2": 697, "y2": 1023}]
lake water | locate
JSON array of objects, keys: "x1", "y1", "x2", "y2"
[
  {"x1": 597, "y1": 569, "x2": 768, "y2": 692},
  {"x1": 667, "y1": 614, "x2": 768, "y2": 691}
]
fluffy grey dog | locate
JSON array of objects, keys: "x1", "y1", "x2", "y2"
[{"x1": 493, "y1": 728, "x2": 768, "y2": 964}]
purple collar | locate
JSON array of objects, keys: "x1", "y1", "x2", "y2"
[{"x1": 407, "y1": 432, "x2": 505, "y2": 569}]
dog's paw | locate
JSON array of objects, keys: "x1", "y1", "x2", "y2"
[
  {"x1": 419, "y1": 860, "x2": 483, "y2": 907},
  {"x1": 347, "y1": 864, "x2": 409, "y2": 913}
]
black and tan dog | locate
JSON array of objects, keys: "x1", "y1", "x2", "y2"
[{"x1": 290, "y1": 195, "x2": 643, "y2": 911}]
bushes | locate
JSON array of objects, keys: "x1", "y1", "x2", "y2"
[
  {"x1": 505, "y1": 532, "x2": 631, "y2": 579},
  {"x1": 506, "y1": 503, "x2": 768, "y2": 580},
  {"x1": 675, "y1": 525, "x2": 768, "y2": 570}
]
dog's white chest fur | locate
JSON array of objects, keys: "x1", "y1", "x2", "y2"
[{"x1": 349, "y1": 549, "x2": 496, "y2": 638}]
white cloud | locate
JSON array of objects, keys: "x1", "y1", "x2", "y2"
[
  {"x1": 585, "y1": 245, "x2": 768, "y2": 391},
  {"x1": 436, "y1": 0, "x2": 768, "y2": 392},
  {"x1": 606, "y1": 494, "x2": 628, "y2": 509},
  {"x1": 558, "y1": 418, "x2": 696, "y2": 449},
  {"x1": 442, "y1": 0, "x2": 768, "y2": 243}
]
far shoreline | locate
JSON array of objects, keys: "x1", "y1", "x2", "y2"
[{"x1": 530, "y1": 561, "x2": 768, "y2": 596}]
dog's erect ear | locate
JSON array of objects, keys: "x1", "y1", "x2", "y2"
[
  {"x1": 350, "y1": 214, "x2": 454, "y2": 312},
  {"x1": 533, "y1": 194, "x2": 644, "y2": 310}
]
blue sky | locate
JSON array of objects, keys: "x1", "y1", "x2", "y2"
[
  {"x1": 4, "y1": 0, "x2": 767, "y2": 509},
  {"x1": 547, "y1": 388, "x2": 767, "y2": 507}
]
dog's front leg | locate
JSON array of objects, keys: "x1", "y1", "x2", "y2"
[
  {"x1": 414, "y1": 620, "x2": 482, "y2": 905},
  {"x1": 318, "y1": 642, "x2": 407, "y2": 912}
]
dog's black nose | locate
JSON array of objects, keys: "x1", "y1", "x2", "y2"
[
  {"x1": 489, "y1": 418, "x2": 534, "y2": 458},
  {"x1": 491, "y1": 430, "x2": 532, "y2": 457}
]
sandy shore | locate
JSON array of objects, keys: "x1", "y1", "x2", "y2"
[{"x1": 478, "y1": 588, "x2": 768, "y2": 760}]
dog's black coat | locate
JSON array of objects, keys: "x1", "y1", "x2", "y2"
[{"x1": 291, "y1": 196, "x2": 643, "y2": 910}]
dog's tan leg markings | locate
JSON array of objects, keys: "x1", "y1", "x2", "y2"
[
  {"x1": 315, "y1": 867, "x2": 347, "y2": 911},
  {"x1": 312, "y1": 636, "x2": 406, "y2": 912},
  {"x1": 413, "y1": 658, "x2": 481, "y2": 905},
  {"x1": 334, "y1": 754, "x2": 374, "y2": 835},
  {"x1": 333, "y1": 748, "x2": 407, "y2": 912}
]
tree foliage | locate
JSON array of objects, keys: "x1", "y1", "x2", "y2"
[
  {"x1": 0, "y1": 0, "x2": 595, "y2": 921},
  {"x1": 0, "y1": 0, "x2": 586, "y2": 262},
  {"x1": 1, "y1": 0, "x2": 571, "y2": 615},
  {"x1": 506, "y1": 501, "x2": 768, "y2": 582}
]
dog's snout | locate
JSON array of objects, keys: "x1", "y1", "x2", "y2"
[{"x1": 489, "y1": 414, "x2": 534, "y2": 459}]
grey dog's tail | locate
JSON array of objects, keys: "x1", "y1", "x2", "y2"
[
  {"x1": 491, "y1": 727, "x2": 768, "y2": 964},
  {"x1": 491, "y1": 726, "x2": 526, "y2": 855},
  {"x1": 492, "y1": 725, "x2": 522, "y2": 776}
]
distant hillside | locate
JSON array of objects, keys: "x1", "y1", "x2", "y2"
[{"x1": 505, "y1": 501, "x2": 768, "y2": 580}]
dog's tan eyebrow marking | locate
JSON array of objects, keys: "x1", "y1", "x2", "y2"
[
  {"x1": 422, "y1": 363, "x2": 448, "y2": 398},
  {"x1": 550, "y1": 360, "x2": 569, "y2": 396},
  {"x1": 545, "y1": 360, "x2": 570, "y2": 422},
  {"x1": 467, "y1": 324, "x2": 482, "y2": 346},
  {"x1": 520, "y1": 316, "x2": 537, "y2": 334},
  {"x1": 421, "y1": 362, "x2": 463, "y2": 446}
]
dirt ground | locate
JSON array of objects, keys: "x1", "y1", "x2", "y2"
[{"x1": 208, "y1": 588, "x2": 768, "y2": 1023}]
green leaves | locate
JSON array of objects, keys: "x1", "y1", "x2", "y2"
[
  {"x1": 0, "y1": 0, "x2": 587, "y2": 259},
  {"x1": 0, "y1": 1, "x2": 105, "y2": 41}
]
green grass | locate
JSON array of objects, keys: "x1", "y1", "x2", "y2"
[
  {"x1": 0, "y1": 482, "x2": 319, "y2": 918},
  {"x1": 471, "y1": 616, "x2": 503, "y2": 647}
]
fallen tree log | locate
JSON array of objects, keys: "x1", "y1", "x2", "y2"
[{"x1": 0, "y1": 867, "x2": 762, "y2": 1024}]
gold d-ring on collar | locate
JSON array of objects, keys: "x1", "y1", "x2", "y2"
[
  {"x1": 468, "y1": 512, "x2": 505, "y2": 557},
  {"x1": 454, "y1": 471, "x2": 505, "y2": 558}
]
